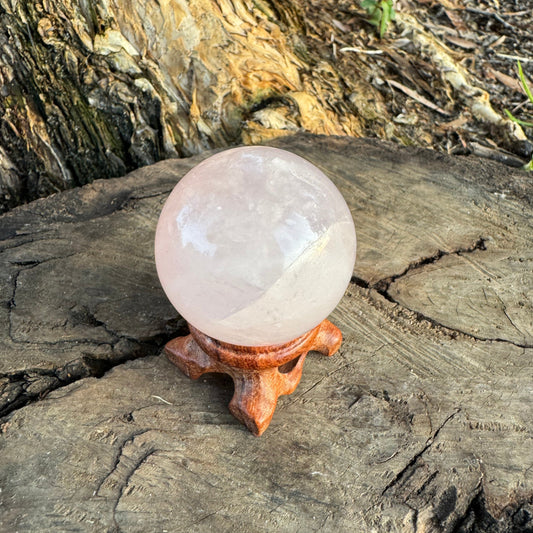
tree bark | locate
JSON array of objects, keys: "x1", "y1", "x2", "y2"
[
  {"x1": 0, "y1": 0, "x2": 357, "y2": 211},
  {"x1": 1, "y1": 134, "x2": 531, "y2": 532},
  {"x1": 3, "y1": 0, "x2": 527, "y2": 214}
]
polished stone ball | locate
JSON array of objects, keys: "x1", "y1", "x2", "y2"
[{"x1": 155, "y1": 146, "x2": 356, "y2": 346}]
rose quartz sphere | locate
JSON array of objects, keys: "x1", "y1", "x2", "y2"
[{"x1": 155, "y1": 146, "x2": 356, "y2": 346}]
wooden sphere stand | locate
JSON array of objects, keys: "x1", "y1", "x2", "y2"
[{"x1": 164, "y1": 320, "x2": 342, "y2": 436}]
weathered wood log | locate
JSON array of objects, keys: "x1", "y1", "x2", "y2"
[{"x1": 0, "y1": 134, "x2": 531, "y2": 532}]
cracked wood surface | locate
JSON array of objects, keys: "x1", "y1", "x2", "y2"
[{"x1": 0, "y1": 134, "x2": 532, "y2": 532}]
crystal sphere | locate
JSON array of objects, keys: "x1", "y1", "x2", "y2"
[{"x1": 155, "y1": 146, "x2": 356, "y2": 346}]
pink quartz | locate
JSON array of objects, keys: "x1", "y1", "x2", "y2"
[{"x1": 155, "y1": 146, "x2": 356, "y2": 346}]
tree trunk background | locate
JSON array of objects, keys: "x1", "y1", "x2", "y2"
[
  {"x1": 0, "y1": 0, "x2": 352, "y2": 211},
  {"x1": 1, "y1": 134, "x2": 531, "y2": 532},
  {"x1": 1, "y1": 0, "x2": 530, "y2": 212}
]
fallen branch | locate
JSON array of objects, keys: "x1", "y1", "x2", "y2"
[
  {"x1": 395, "y1": 12, "x2": 528, "y2": 148},
  {"x1": 387, "y1": 79, "x2": 450, "y2": 115}
]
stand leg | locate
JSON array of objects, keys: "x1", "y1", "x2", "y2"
[
  {"x1": 228, "y1": 369, "x2": 281, "y2": 436},
  {"x1": 164, "y1": 320, "x2": 343, "y2": 435},
  {"x1": 313, "y1": 319, "x2": 343, "y2": 356},
  {"x1": 165, "y1": 335, "x2": 218, "y2": 379}
]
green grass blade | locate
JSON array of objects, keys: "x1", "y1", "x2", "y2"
[
  {"x1": 504, "y1": 109, "x2": 533, "y2": 127},
  {"x1": 518, "y1": 61, "x2": 533, "y2": 104},
  {"x1": 380, "y1": 2, "x2": 390, "y2": 38}
]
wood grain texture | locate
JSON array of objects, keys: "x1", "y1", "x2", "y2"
[{"x1": 0, "y1": 134, "x2": 531, "y2": 532}]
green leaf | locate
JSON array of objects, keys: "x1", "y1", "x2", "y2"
[
  {"x1": 369, "y1": 10, "x2": 382, "y2": 26},
  {"x1": 361, "y1": 0, "x2": 395, "y2": 37},
  {"x1": 361, "y1": 0, "x2": 377, "y2": 10}
]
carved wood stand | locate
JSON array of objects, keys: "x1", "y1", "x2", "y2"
[{"x1": 165, "y1": 319, "x2": 342, "y2": 436}]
